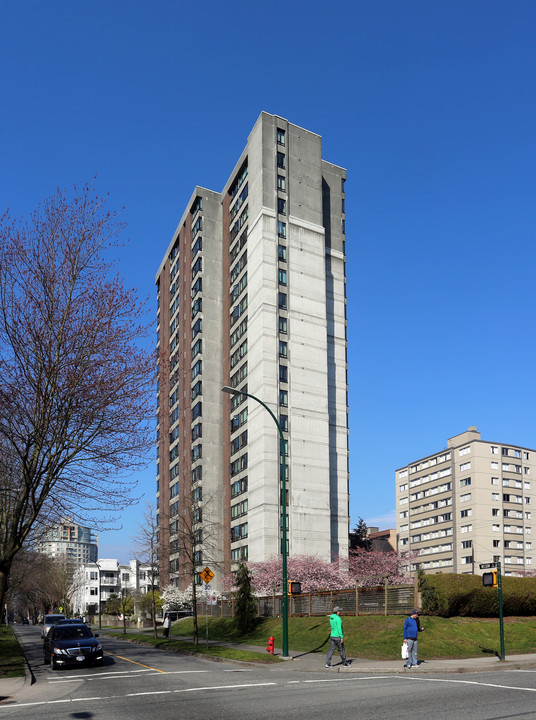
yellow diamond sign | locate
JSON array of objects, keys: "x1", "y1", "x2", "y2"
[{"x1": 200, "y1": 566, "x2": 214, "y2": 584}]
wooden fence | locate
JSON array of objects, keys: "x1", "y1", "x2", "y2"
[{"x1": 196, "y1": 580, "x2": 418, "y2": 618}]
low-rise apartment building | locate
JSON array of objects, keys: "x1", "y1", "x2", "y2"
[{"x1": 396, "y1": 427, "x2": 536, "y2": 575}]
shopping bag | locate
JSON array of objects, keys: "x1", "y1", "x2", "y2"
[{"x1": 401, "y1": 643, "x2": 408, "y2": 659}]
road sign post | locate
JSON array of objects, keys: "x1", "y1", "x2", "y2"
[{"x1": 201, "y1": 567, "x2": 215, "y2": 647}]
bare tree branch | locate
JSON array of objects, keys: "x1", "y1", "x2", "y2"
[{"x1": 0, "y1": 183, "x2": 154, "y2": 609}]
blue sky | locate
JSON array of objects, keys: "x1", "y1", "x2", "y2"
[{"x1": 2, "y1": 1, "x2": 536, "y2": 561}]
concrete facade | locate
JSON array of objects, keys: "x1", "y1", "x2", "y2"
[
  {"x1": 396, "y1": 427, "x2": 536, "y2": 576},
  {"x1": 156, "y1": 113, "x2": 350, "y2": 590}
]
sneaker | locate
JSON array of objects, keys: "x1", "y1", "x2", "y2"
[
  {"x1": 411, "y1": 664, "x2": 419, "y2": 668},
  {"x1": 325, "y1": 664, "x2": 331, "y2": 668},
  {"x1": 343, "y1": 663, "x2": 351, "y2": 667}
]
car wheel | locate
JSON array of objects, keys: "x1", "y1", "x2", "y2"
[{"x1": 51, "y1": 657, "x2": 58, "y2": 671}]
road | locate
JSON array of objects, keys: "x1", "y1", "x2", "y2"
[{"x1": 3, "y1": 626, "x2": 536, "y2": 720}]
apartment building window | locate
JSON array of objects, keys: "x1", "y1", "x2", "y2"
[
  {"x1": 191, "y1": 381, "x2": 202, "y2": 401},
  {"x1": 231, "y1": 477, "x2": 248, "y2": 498},
  {"x1": 460, "y1": 493, "x2": 471, "y2": 503},
  {"x1": 192, "y1": 423, "x2": 202, "y2": 441},
  {"x1": 192, "y1": 360, "x2": 202, "y2": 379},
  {"x1": 491, "y1": 446, "x2": 498, "y2": 454},
  {"x1": 279, "y1": 341, "x2": 287, "y2": 358},
  {"x1": 279, "y1": 318, "x2": 288, "y2": 334},
  {"x1": 193, "y1": 486, "x2": 202, "y2": 502},
  {"x1": 460, "y1": 509, "x2": 472, "y2": 518},
  {"x1": 277, "y1": 152, "x2": 285, "y2": 169},
  {"x1": 460, "y1": 477, "x2": 471, "y2": 487},
  {"x1": 192, "y1": 257, "x2": 202, "y2": 278},
  {"x1": 491, "y1": 461, "x2": 499, "y2": 469},
  {"x1": 277, "y1": 175, "x2": 286, "y2": 191},
  {"x1": 524, "y1": 452, "x2": 530, "y2": 460},
  {"x1": 279, "y1": 390, "x2": 288, "y2": 407},
  {"x1": 459, "y1": 447, "x2": 470, "y2": 456},
  {"x1": 231, "y1": 499, "x2": 248, "y2": 519},
  {"x1": 192, "y1": 319, "x2": 202, "y2": 338},
  {"x1": 280, "y1": 415, "x2": 288, "y2": 432},
  {"x1": 492, "y1": 509, "x2": 499, "y2": 516},
  {"x1": 278, "y1": 221, "x2": 287, "y2": 239},
  {"x1": 278, "y1": 269, "x2": 287, "y2": 286},
  {"x1": 192, "y1": 402, "x2": 202, "y2": 419},
  {"x1": 192, "y1": 236, "x2": 202, "y2": 257},
  {"x1": 493, "y1": 524, "x2": 500, "y2": 532},
  {"x1": 493, "y1": 539, "x2": 500, "y2": 547},
  {"x1": 192, "y1": 277, "x2": 202, "y2": 297},
  {"x1": 461, "y1": 556, "x2": 473, "y2": 565},
  {"x1": 192, "y1": 445, "x2": 202, "y2": 462},
  {"x1": 278, "y1": 292, "x2": 287, "y2": 309},
  {"x1": 90, "y1": 587, "x2": 98, "y2": 596},
  {"x1": 279, "y1": 365, "x2": 288, "y2": 383},
  {"x1": 278, "y1": 244, "x2": 287, "y2": 261},
  {"x1": 491, "y1": 477, "x2": 499, "y2": 485},
  {"x1": 231, "y1": 522, "x2": 248, "y2": 542},
  {"x1": 231, "y1": 546, "x2": 248, "y2": 562},
  {"x1": 460, "y1": 462, "x2": 471, "y2": 472},
  {"x1": 277, "y1": 198, "x2": 286, "y2": 215},
  {"x1": 492, "y1": 493, "x2": 499, "y2": 501},
  {"x1": 277, "y1": 128, "x2": 286, "y2": 145}
]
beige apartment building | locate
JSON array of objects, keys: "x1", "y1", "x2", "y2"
[{"x1": 396, "y1": 427, "x2": 536, "y2": 576}]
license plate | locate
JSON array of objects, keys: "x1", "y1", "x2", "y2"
[{"x1": 76, "y1": 655, "x2": 84, "y2": 661}]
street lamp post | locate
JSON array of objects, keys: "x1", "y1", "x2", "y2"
[
  {"x1": 222, "y1": 386, "x2": 289, "y2": 658},
  {"x1": 96, "y1": 561, "x2": 102, "y2": 630}
]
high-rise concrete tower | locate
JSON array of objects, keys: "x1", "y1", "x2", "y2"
[{"x1": 156, "y1": 113, "x2": 349, "y2": 589}]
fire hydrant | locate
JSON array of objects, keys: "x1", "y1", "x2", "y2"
[{"x1": 266, "y1": 636, "x2": 275, "y2": 654}]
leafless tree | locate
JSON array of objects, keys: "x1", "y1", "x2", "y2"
[
  {"x1": 133, "y1": 503, "x2": 160, "y2": 637},
  {"x1": 174, "y1": 490, "x2": 223, "y2": 645},
  {"x1": 0, "y1": 183, "x2": 154, "y2": 610}
]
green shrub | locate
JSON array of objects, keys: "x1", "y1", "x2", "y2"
[{"x1": 420, "y1": 574, "x2": 536, "y2": 617}]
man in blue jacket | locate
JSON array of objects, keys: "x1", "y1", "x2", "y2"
[{"x1": 403, "y1": 609, "x2": 424, "y2": 668}]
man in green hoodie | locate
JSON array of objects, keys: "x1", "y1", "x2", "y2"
[{"x1": 325, "y1": 606, "x2": 351, "y2": 667}]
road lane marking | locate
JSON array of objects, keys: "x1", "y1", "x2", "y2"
[
  {"x1": 398, "y1": 676, "x2": 536, "y2": 692},
  {"x1": 104, "y1": 652, "x2": 166, "y2": 672},
  {"x1": 171, "y1": 682, "x2": 277, "y2": 694}
]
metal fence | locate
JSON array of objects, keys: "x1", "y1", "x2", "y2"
[{"x1": 196, "y1": 581, "x2": 418, "y2": 618}]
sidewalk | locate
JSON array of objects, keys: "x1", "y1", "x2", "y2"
[{"x1": 177, "y1": 637, "x2": 536, "y2": 674}]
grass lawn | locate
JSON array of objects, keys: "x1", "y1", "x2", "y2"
[
  {"x1": 0, "y1": 627, "x2": 26, "y2": 679},
  {"x1": 170, "y1": 615, "x2": 536, "y2": 661}
]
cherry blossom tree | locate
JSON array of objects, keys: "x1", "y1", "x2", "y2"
[
  {"x1": 0, "y1": 183, "x2": 154, "y2": 610},
  {"x1": 348, "y1": 549, "x2": 415, "y2": 587}
]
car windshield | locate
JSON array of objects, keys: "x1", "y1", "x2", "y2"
[
  {"x1": 52, "y1": 626, "x2": 93, "y2": 640},
  {"x1": 45, "y1": 616, "x2": 65, "y2": 623}
]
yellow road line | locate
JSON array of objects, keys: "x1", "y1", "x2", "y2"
[{"x1": 105, "y1": 652, "x2": 167, "y2": 673}]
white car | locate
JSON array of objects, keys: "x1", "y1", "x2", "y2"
[{"x1": 40, "y1": 614, "x2": 66, "y2": 638}]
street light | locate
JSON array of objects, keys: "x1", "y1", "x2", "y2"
[
  {"x1": 95, "y1": 561, "x2": 102, "y2": 630},
  {"x1": 222, "y1": 386, "x2": 289, "y2": 658}
]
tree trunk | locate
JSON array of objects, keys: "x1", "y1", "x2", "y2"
[
  {"x1": 152, "y1": 589, "x2": 157, "y2": 638},
  {"x1": 0, "y1": 563, "x2": 12, "y2": 616}
]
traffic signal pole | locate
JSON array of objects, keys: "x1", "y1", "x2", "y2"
[{"x1": 497, "y1": 560, "x2": 505, "y2": 661}]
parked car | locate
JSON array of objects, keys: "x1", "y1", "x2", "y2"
[
  {"x1": 55, "y1": 618, "x2": 86, "y2": 627},
  {"x1": 43, "y1": 624, "x2": 103, "y2": 670},
  {"x1": 40, "y1": 614, "x2": 66, "y2": 638}
]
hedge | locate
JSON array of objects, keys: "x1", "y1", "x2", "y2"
[{"x1": 419, "y1": 574, "x2": 536, "y2": 617}]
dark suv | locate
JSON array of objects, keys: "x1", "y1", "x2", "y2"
[{"x1": 43, "y1": 624, "x2": 103, "y2": 670}]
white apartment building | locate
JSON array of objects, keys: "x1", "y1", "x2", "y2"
[
  {"x1": 71, "y1": 559, "x2": 156, "y2": 616},
  {"x1": 396, "y1": 427, "x2": 536, "y2": 576}
]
